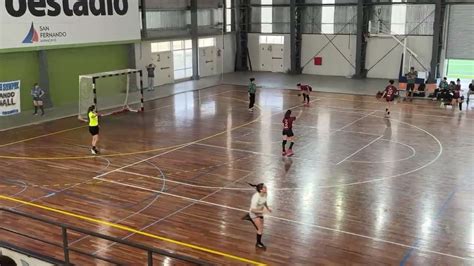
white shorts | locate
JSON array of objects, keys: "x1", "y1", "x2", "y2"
[{"x1": 249, "y1": 212, "x2": 263, "y2": 220}]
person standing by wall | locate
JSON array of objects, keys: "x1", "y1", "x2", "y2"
[
  {"x1": 146, "y1": 63, "x2": 156, "y2": 91},
  {"x1": 31, "y1": 83, "x2": 45, "y2": 116},
  {"x1": 406, "y1": 67, "x2": 417, "y2": 101},
  {"x1": 248, "y1": 78, "x2": 257, "y2": 112}
]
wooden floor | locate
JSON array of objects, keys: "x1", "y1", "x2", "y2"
[{"x1": 0, "y1": 85, "x2": 473, "y2": 265}]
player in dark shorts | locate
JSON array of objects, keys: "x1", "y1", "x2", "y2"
[
  {"x1": 87, "y1": 105, "x2": 100, "y2": 154},
  {"x1": 282, "y1": 110, "x2": 296, "y2": 156},
  {"x1": 452, "y1": 80, "x2": 462, "y2": 111},
  {"x1": 297, "y1": 83, "x2": 312, "y2": 106},
  {"x1": 381, "y1": 80, "x2": 398, "y2": 118},
  {"x1": 405, "y1": 67, "x2": 417, "y2": 101}
]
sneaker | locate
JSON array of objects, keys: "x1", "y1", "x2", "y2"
[
  {"x1": 91, "y1": 148, "x2": 97, "y2": 155},
  {"x1": 249, "y1": 108, "x2": 253, "y2": 112},
  {"x1": 286, "y1": 149, "x2": 294, "y2": 157},
  {"x1": 93, "y1": 147, "x2": 100, "y2": 154},
  {"x1": 33, "y1": 113, "x2": 38, "y2": 116},
  {"x1": 256, "y1": 243, "x2": 266, "y2": 249},
  {"x1": 282, "y1": 151, "x2": 286, "y2": 156}
]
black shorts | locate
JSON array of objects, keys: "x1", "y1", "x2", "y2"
[
  {"x1": 89, "y1": 126, "x2": 99, "y2": 136},
  {"x1": 407, "y1": 83, "x2": 415, "y2": 91},
  {"x1": 282, "y1": 129, "x2": 294, "y2": 137}
]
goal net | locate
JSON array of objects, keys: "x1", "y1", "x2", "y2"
[{"x1": 78, "y1": 69, "x2": 144, "y2": 120}]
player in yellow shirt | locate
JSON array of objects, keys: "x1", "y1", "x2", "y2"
[{"x1": 87, "y1": 105, "x2": 100, "y2": 154}]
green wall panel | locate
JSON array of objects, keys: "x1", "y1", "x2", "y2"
[
  {"x1": 47, "y1": 45, "x2": 130, "y2": 107},
  {"x1": 0, "y1": 52, "x2": 39, "y2": 111}
]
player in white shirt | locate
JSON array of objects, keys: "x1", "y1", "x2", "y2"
[{"x1": 242, "y1": 183, "x2": 272, "y2": 249}]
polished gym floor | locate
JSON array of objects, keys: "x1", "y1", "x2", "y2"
[{"x1": 0, "y1": 85, "x2": 472, "y2": 265}]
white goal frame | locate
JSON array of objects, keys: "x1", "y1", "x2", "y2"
[{"x1": 78, "y1": 69, "x2": 144, "y2": 120}]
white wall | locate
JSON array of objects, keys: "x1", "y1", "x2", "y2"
[
  {"x1": 134, "y1": 33, "x2": 236, "y2": 84},
  {"x1": 215, "y1": 34, "x2": 236, "y2": 74},
  {"x1": 248, "y1": 33, "x2": 291, "y2": 72},
  {"x1": 301, "y1": 34, "x2": 356, "y2": 77},
  {"x1": 366, "y1": 36, "x2": 433, "y2": 79}
]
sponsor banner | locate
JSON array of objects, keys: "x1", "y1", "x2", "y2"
[
  {"x1": 0, "y1": 80, "x2": 21, "y2": 116},
  {"x1": 0, "y1": 0, "x2": 140, "y2": 50}
]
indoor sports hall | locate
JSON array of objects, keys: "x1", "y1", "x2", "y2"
[{"x1": 0, "y1": 1, "x2": 473, "y2": 265}]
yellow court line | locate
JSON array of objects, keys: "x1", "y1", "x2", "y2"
[
  {"x1": 0, "y1": 97, "x2": 261, "y2": 160},
  {"x1": 0, "y1": 195, "x2": 266, "y2": 266},
  {"x1": 0, "y1": 125, "x2": 88, "y2": 149},
  {"x1": 0, "y1": 89, "x2": 238, "y2": 150}
]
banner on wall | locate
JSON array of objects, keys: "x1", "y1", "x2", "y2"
[
  {"x1": 0, "y1": 0, "x2": 140, "y2": 50},
  {"x1": 0, "y1": 80, "x2": 21, "y2": 116}
]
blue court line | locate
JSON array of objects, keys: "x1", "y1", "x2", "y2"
[{"x1": 399, "y1": 189, "x2": 458, "y2": 265}]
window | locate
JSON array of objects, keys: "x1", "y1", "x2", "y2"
[
  {"x1": 391, "y1": 1, "x2": 407, "y2": 35},
  {"x1": 172, "y1": 40, "x2": 193, "y2": 80},
  {"x1": 321, "y1": 0, "x2": 335, "y2": 34},
  {"x1": 151, "y1": 41, "x2": 171, "y2": 53},
  {"x1": 259, "y1": 35, "x2": 284, "y2": 44},
  {"x1": 261, "y1": 0, "x2": 272, "y2": 33},
  {"x1": 226, "y1": 0, "x2": 232, "y2": 32},
  {"x1": 199, "y1": 38, "x2": 216, "y2": 48}
]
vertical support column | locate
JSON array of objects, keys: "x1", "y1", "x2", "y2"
[
  {"x1": 353, "y1": 0, "x2": 365, "y2": 79},
  {"x1": 223, "y1": 0, "x2": 227, "y2": 32},
  {"x1": 290, "y1": 0, "x2": 297, "y2": 73},
  {"x1": 191, "y1": 0, "x2": 200, "y2": 80},
  {"x1": 140, "y1": 0, "x2": 147, "y2": 39},
  {"x1": 429, "y1": 0, "x2": 443, "y2": 83},
  {"x1": 139, "y1": 70, "x2": 144, "y2": 112},
  {"x1": 38, "y1": 50, "x2": 53, "y2": 108},
  {"x1": 92, "y1": 77, "x2": 98, "y2": 110},
  {"x1": 290, "y1": 0, "x2": 303, "y2": 74},
  {"x1": 235, "y1": 0, "x2": 251, "y2": 71}
]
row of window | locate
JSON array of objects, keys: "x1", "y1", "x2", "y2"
[
  {"x1": 151, "y1": 38, "x2": 217, "y2": 53},
  {"x1": 151, "y1": 35, "x2": 283, "y2": 55},
  {"x1": 261, "y1": 0, "x2": 420, "y2": 35}
]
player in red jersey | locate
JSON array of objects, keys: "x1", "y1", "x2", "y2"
[
  {"x1": 297, "y1": 83, "x2": 312, "y2": 106},
  {"x1": 381, "y1": 80, "x2": 398, "y2": 118},
  {"x1": 282, "y1": 110, "x2": 296, "y2": 156}
]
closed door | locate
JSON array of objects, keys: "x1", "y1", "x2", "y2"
[
  {"x1": 271, "y1": 44, "x2": 284, "y2": 72},
  {"x1": 259, "y1": 44, "x2": 273, "y2": 71},
  {"x1": 199, "y1": 47, "x2": 216, "y2": 77},
  {"x1": 153, "y1": 51, "x2": 173, "y2": 86}
]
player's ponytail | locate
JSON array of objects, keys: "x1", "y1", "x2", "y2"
[
  {"x1": 88, "y1": 105, "x2": 95, "y2": 113},
  {"x1": 248, "y1": 183, "x2": 264, "y2": 192},
  {"x1": 284, "y1": 110, "x2": 292, "y2": 118}
]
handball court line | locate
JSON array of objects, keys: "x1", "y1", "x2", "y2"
[
  {"x1": 0, "y1": 195, "x2": 265, "y2": 266},
  {"x1": 93, "y1": 177, "x2": 468, "y2": 261},
  {"x1": 92, "y1": 97, "x2": 319, "y2": 181},
  {"x1": 0, "y1": 88, "x2": 236, "y2": 149},
  {"x1": 92, "y1": 172, "x2": 254, "y2": 256}
]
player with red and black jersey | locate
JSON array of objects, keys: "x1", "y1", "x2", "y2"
[
  {"x1": 381, "y1": 79, "x2": 398, "y2": 118},
  {"x1": 297, "y1": 83, "x2": 312, "y2": 106},
  {"x1": 282, "y1": 110, "x2": 296, "y2": 156}
]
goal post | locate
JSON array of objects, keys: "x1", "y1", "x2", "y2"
[{"x1": 78, "y1": 69, "x2": 144, "y2": 120}]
